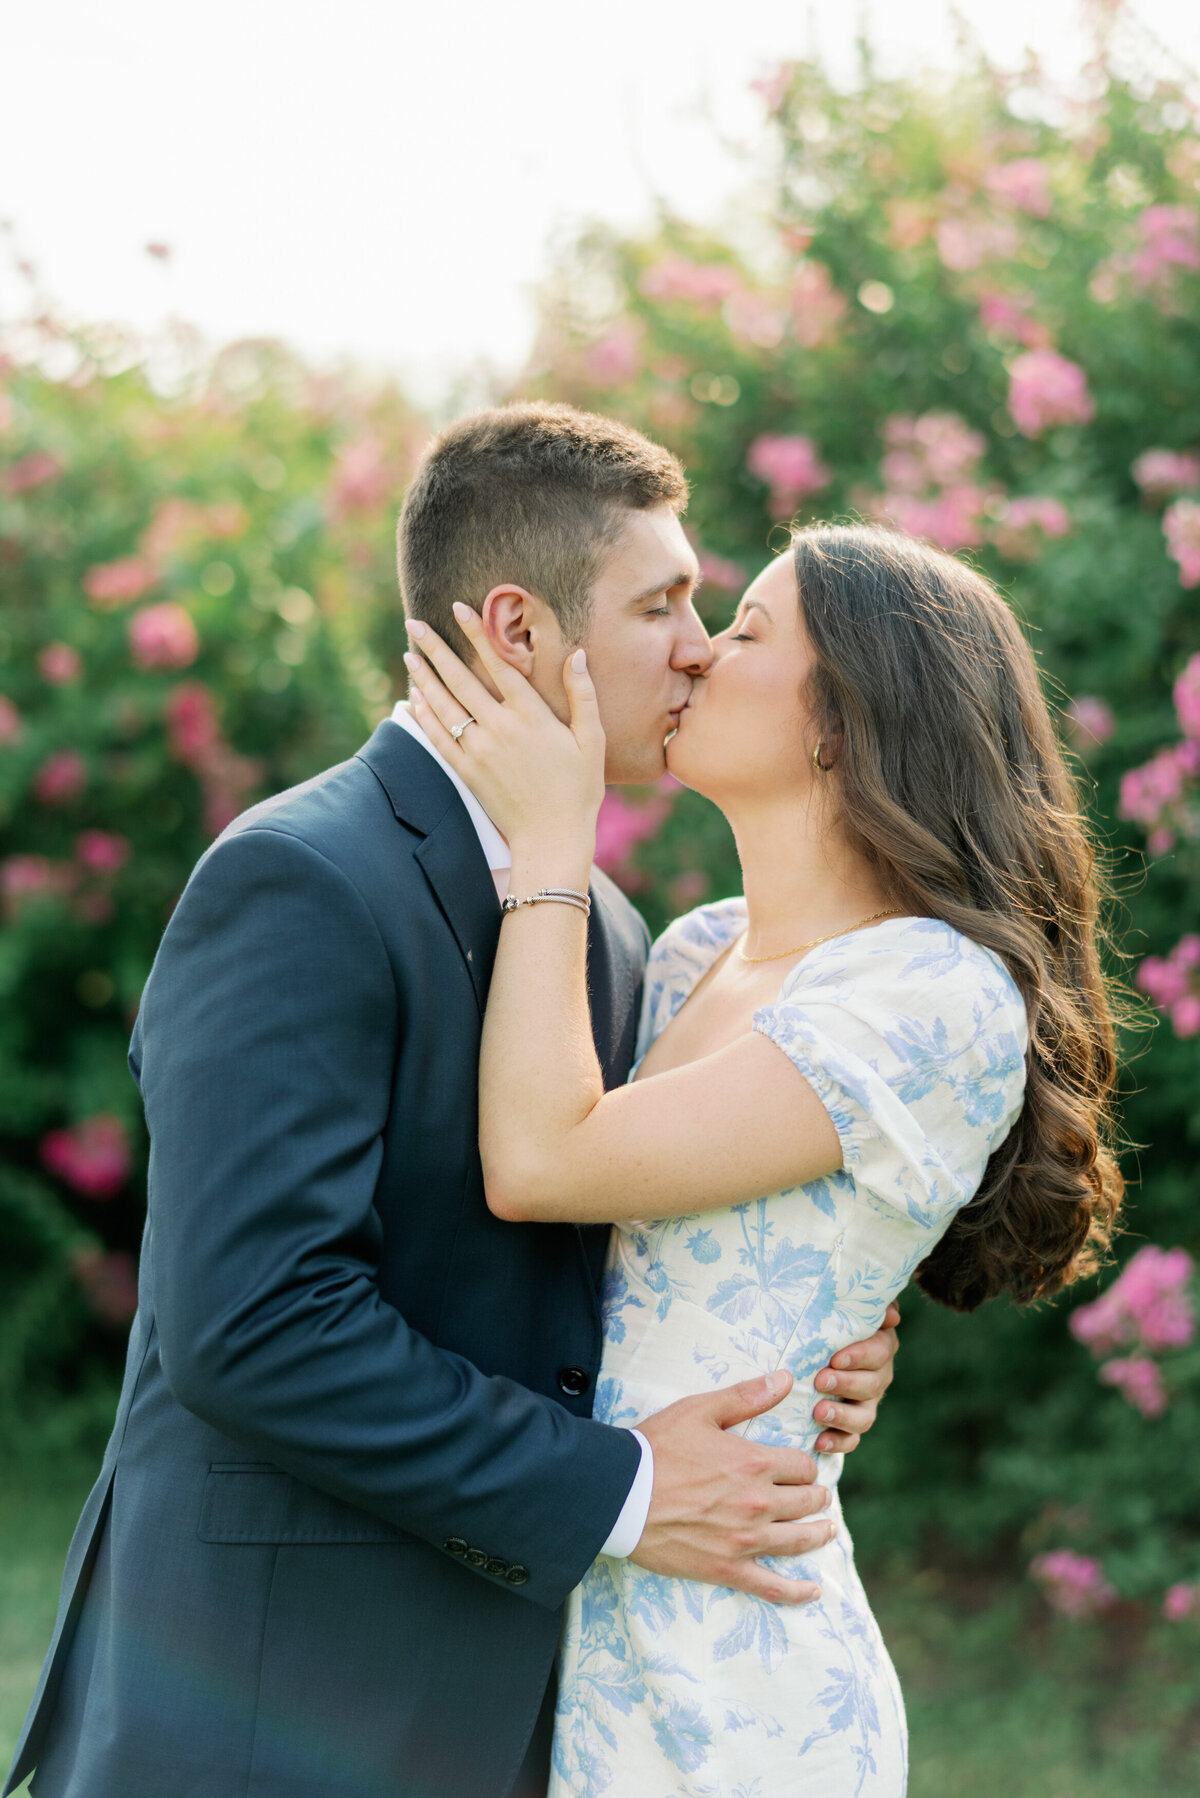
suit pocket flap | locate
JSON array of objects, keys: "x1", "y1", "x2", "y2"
[{"x1": 198, "y1": 1467, "x2": 417, "y2": 1545}]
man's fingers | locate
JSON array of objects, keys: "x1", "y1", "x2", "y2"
[
  {"x1": 761, "y1": 1515, "x2": 838, "y2": 1559},
  {"x1": 769, "y1": 1483, "x2": 832, "y2": 1523},
  {"x1": 702, "y1": 1371, "x2": 793, "y2": 1430}
]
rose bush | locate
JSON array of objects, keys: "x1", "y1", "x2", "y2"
[
  {"x1": 522, "y1": 9, "x2": 1200, "y2": 1623},
  {"x1": 0, "y1": 324, "x2": 422, "y2": 1407}
]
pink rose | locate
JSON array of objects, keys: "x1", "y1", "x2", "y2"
[
  {"x1": 165, "y1": 682, "x2": 220, "y2": 763},
  {"x1": 38, "y1": 642, "x2": 82, "y2": 685},
  {"x1": 586, "y1": 322, "x2": 643, "y2": 386},
  {"x1": 1163, "y1": 1583, "x2": 1200, "y2": 1621},
  {"x1": 985, "y1": 158, "x2": 1053, "y2": 218},
  {"x1": 1064, "y1": 696, "x2": 1115, "y2": 748},
  {"x1": 128, "y1": 603, "x2": 200, "y2": 671},
  {"x1": 1164, "y1": 500, "x2": 1200, "y2": 588},
  {"x1": 83, "y1": 557, "x2": 157, "y2": 607},
  {"x1": 1030, "y1": 1549, "x2": 1115, "y2": 1618},
  {"x1": 1008, "y1": 350, "x2": 1095, "y2": 437},
  {"x1": 3, "y1": 450, "x2": 62, "y2": 495},
  {"x1": 790, "y1": 260, "x2": 847, "y2": 348},
  {"x1": 1098, "y1": 1354, "x2": 1168, "y2": 1417},
  {"x1": 1132, "y1": 205, "x2": 1200, "y2": 290},
  {"x1": 1174, "y1": 655, "x2": 1200, "y2": 738},
  {"x1": 639, "y1": 256, "x2": 740, "y2": 308},
  {"x1": 41, "y1": 1114, "x2": 132, "y2": 1200},
  {"x1": 73, "y1": 1247, "x2": 139, "y2": 1324},
  {"x1": 0, "y1": 854, "x2": 76, "y2": 916},
  {"x1": 1132, "y1": 448, "x2": 1200, "y2": 498},
  {"x1": 76, "y1": 831, "x2": 131, "y2": 875},
  {"x1": 595, "y1": 790, "x2": 671, "y2": 877},
  {"x1": 33, "y1": 751, "x2": 87, "y2": 805},
  {"x1": 1172, "y1": 993, "x2": 1200, "y2": 1038},
  {"x1": 697, "y1": 551, "x2": 746, "y2": 593},
  {"x1": 0, "y1": 695, "x2": 21, "y2": 744},
  {"x1": 747, "y1": 433, "x2": 831, "y2": 517}
]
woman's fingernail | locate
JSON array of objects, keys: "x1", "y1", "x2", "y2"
[
  {"x1": 406, "y1": 620, "x2": 426, "y2": 639},
  {"x1": 403, "y1": 653, "x2": 420, "y2": 673},
  {"x1": 571, "y1": 648, "x2": 587, "y2": 672},
  {"x1": 452, "y1": 602, "x2": 473, "y2": 623}
]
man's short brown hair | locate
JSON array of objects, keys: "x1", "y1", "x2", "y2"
[{"x1": 397, "y1": 402, "x2": 688, "y2": 645}]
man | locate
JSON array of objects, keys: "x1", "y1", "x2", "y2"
[{"x1": 8, "y1": 403, "x2": 898, "y2": 1798}]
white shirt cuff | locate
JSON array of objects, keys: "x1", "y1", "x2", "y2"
[{"x1": 599, "y1": 1428, "x2": 654, "y2": 1559}]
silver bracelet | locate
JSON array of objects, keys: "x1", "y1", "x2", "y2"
[{"x1": 500, "y1": 887, "x2": 591, "y2": 917}]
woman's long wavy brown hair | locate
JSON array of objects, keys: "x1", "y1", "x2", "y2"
[{"x1": 792, "y1": 523, "x2": 1123, "y2": 1312}]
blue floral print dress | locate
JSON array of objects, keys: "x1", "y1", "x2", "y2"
[{"x1": 549, "y1": 901, "x2": 1029, "y2": 1798}]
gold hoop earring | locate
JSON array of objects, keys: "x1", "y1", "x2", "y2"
[{"x1": 812, "y1": 741, "x2": 836, "y2": 773}]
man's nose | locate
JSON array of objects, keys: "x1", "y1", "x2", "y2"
[{"x1": 671, "y1": 603, "x2": 714, "y2": 676}]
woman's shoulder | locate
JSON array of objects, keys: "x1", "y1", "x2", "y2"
[{"x1": 781, "y1": 915, "x2": 1028, "y2": 1042}]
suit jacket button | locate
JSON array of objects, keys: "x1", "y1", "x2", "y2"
[
  {"x1": 557, "y1": 1366, "x2": 590, "y2": 1398},
  {"x1": 485, "y1": 1557, "x2": 509, "y2": 1577},
  {"x1": 464, "y1": 1548, "x2": 488, "y2": 1567},
  {"x1": 506, "y1": 1564, "x2": 530, "y2": 1586},
  {"x1": 444, "y1": 1537, "x2": 468, "y2": 1557}
]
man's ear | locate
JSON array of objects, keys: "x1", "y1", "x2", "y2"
[{"x1": 481, "y1": 585, "x2": 548, "y2": 676}]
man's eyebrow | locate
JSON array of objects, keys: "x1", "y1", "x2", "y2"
[{"x1": 629, "y1": 568, "x2": 702, "y2": 605}]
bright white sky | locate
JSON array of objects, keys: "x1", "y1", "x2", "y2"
[{"x1": 2, "y1": 1, "x2": 1196, "y2": 404}]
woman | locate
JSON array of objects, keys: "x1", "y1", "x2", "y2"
[{"x1": 404, "y1": 524, "x2": 1123, "y2": 1797}]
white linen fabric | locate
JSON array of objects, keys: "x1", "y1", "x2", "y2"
[
  {"x1": 550, "y1": 900, "x2": 1029, "y2": 1798},
  {"x1": 385, "y1": 701, "x2": 654, "y2": 1558}
]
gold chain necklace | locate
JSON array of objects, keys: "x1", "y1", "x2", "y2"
[{"x1": 737, "y1": 907, "x2": 905, "y2": 965}]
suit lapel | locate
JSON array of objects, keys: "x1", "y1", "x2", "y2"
[{"x1": 357, "y1": 722, "x2": 500, "y2": 1014}]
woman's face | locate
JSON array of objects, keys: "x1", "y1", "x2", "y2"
[{"x1": 666, "y1": 550, "x2": 822, "y2": 804}]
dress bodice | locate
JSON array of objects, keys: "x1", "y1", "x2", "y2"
[{"x1": 593, "y1": 901, "x2": 1029, "y2": 1459}]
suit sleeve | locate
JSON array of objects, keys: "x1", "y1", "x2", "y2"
[{"x1": 137, "y1": 824, "x2": 640, "y2": 1611}]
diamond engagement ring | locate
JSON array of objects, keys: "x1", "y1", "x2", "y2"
[{"x1": 450, "y1": 718, "x2": 477, "y2": 744}]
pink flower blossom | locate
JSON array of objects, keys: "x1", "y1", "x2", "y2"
[
  {"x1": 1008, "y1": 350, "x2": 1095, "y2": 437},
  {"x1": 750, "y1": 61, "x2": 794, "y2": 116},
  {"x1": 990, "y1": 496, "x2": 1072, "y2": 560},
  {"x1": 747, "y1": 434, "x2": 831, "y2": 517},
  {"x1": 1132, "y1": 449, "x2": 1200, "y2": 499},
  {"x1": 985, "y1": 158, "x2": 1053, "y2": 218},
  {"x1": 1071, "y1": 1245, "x2": 1196, "y2": 1356},
  {"x1": 639, "y1": 256, "x2": 740, "y2": 309},
  {"x1": 1098, "y1": 1354, "x2": 1168, "y2": 1417},
  {"x1": 33, "y1": 751, "x2": 87, "y2": 805},
  {"x1": 935, "y1": 213, "x2": 1017, "y2": 273},
  {"x1": 0, "y1": 854, "x2": 76, "y2": 916},
  {"x1": 72, "y1": 1247, "x2": 139, "y2": 1324},
  {"x1": 0, "y1": 695, "x2": 21, "y2": 744},
  {"x1": 1030, "y1": 1549, "x2": 1116, "y2": 1618},
  {"x1": 977, "y1": 289, "x2": 1051, "y2": 348},
  {"x1": 38, "y1": 641, "x2": 82, "y2": 685},
  {"x1": 1173, "y1": 992, "x2": 1200, "y2": 1037},
  {"x1": 41, "y1": 1114, "x2": 132, "y2": 1200},
  {"x1": 697, "y1": 551, "x2": 746, "y2": 593},
  {"x1": 2, "y1": 450, "x2": 61, "y2": 494},
  {"x1": 166, "y1": 682, "x2": 220, "y2": 763},
  {"x1": 83, "y1": 556, "x2": 157, "y2": 607},
  {"x1": 883, "y1": 413, "x2": 986, "y2": 486},
  {"x1": 328, "y1": 435, "x2": 393, "y2": 521},
  {"x1": 725, "y1": 289, "x2": 787, "y2": 349},
  {"x1": 1164, "y1": 499, "x2": 1200, "y2": 587},
  {"x1": 594, "y1": 790, "x2": 670, "y2": 876},
  {"x1": 586, "y1": 322, "x2": 642, "y2": 386},
  {"x1": 1065, "y1": 696, "x2": 1115, "y2": 748},
  {"x1": 1174, "y1": 655, "x2": 1200, "y2": 739},
  {"x1": 1132, "y1": 205, "x2": 1200, "y2": 290},
  {"x1": 1163, "y1": 1583, "x2": 1200, "y2": 1621},
  {"x1": 128, "y1": 603, "x2": 200, "y2": 672},
  {"x1": 790, "y1": 261, "x2": 847, "y2": 348},
  {"x1": 76, "y1": 831, "x2": 131, "y2": 875}
]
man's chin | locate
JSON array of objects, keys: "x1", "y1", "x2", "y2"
[{"x1": 604, "y1": 744, "x2": 670, "y2": 787}]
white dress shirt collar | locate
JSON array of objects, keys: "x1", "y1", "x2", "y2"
[{"x1": 389, "y1": 701, "x2": 511, "y2": 873}]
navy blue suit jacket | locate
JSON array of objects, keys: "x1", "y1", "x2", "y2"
[{"x1": 8, "y1": 723, "x2": 647, "y2": 1798}]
